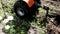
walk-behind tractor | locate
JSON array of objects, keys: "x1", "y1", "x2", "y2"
[{"x1": 14, "y1": 0, "x2": 41, "y2": 19}]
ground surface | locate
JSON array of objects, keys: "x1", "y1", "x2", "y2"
[
  {"x1": 0, "y1": 0, "x2": 60, "y2": 34},
  {"x1": 41, "y1": 0, "x2": 60, "y2": 34},
  {"x1": 0, "y1": 24, "x2": 5, "y2": 34}
]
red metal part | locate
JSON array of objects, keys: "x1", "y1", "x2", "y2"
[{"x1": 23, "y1": 0, "x2": 35, "y2": 7}]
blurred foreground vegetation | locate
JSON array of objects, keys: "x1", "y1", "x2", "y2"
[{"x1": 0, "y1": 0, "x2": 46, "y2": 34}]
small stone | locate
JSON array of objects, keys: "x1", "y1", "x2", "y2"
[
  {"x1": 7, "y1": 15, "x2": 14, "y2": 20},
  {"x1": 5, "y1": 25, "x2": 10, "y2": 30},
  {"x1": 0, "y1": 16, "x2": 3, "y2": 20}
]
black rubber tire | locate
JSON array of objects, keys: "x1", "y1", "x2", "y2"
[{"x1": 14, "y1": 1, "x2": 29, "y2": 18}]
